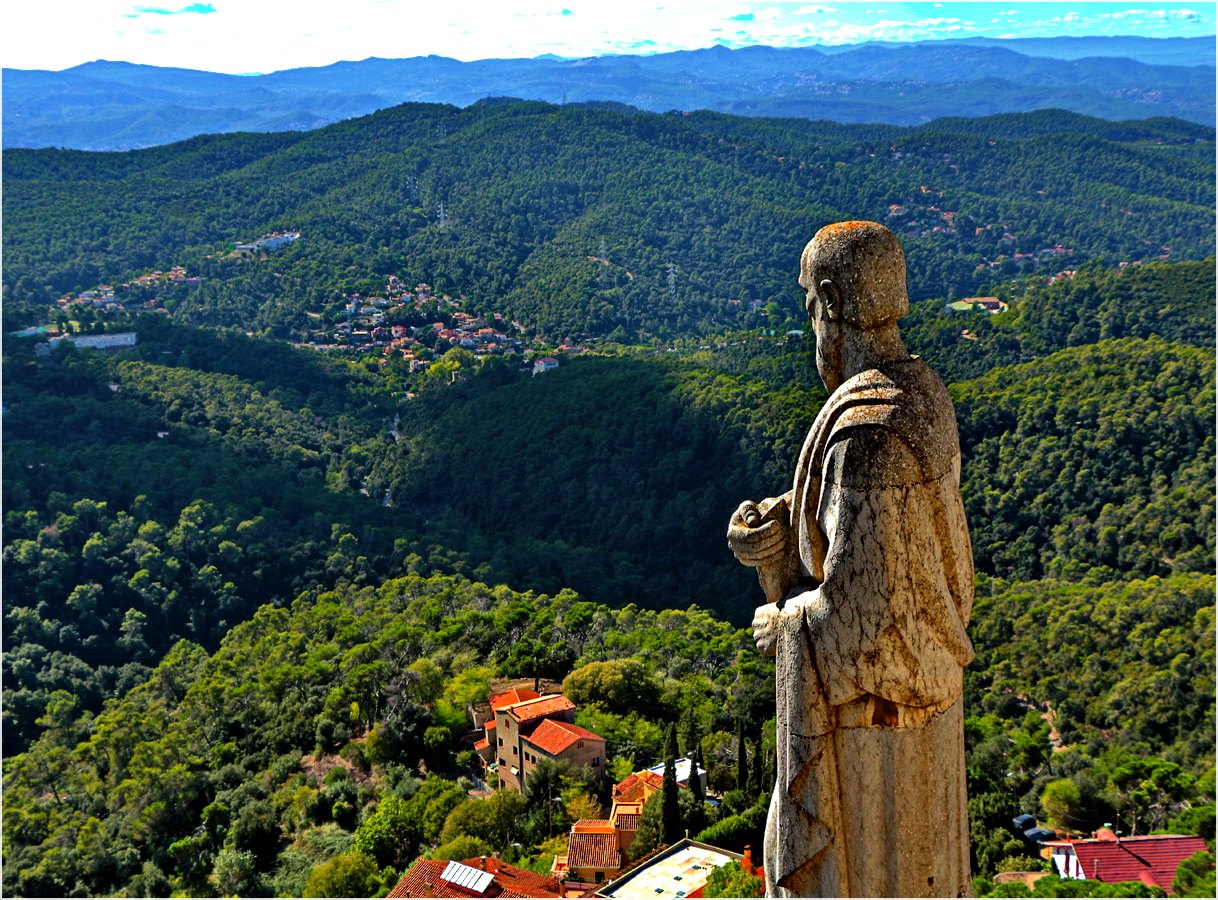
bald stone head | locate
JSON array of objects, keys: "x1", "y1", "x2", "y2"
[
  {"x1": 800, "y1": 221, "x2": 909, "y2": 330},
  {"x1": 800, "y1": 221, "x2": 912, "y2": 391}
]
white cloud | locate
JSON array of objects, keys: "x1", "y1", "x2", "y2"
[
  {"x1": 1156, "y1": 8, "x2": 1201, "y2": 20},
  {"x1": 126, "y1": 3, "x2": 216, "y2": 15},
  {"x1": 794, "y1": 4, "x2": 835, "y2": 13}
]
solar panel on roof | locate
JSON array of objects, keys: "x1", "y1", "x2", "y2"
[{"x1": 440, "y1": 860, "x2": 494, "y2": 894}]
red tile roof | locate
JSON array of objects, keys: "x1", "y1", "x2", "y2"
[
  {"x1": 614, "y1": 813, "x2": 640, "y2": 832},
  {"x1": 567, "y1": 831, "x2": 623, "y2": 871},
  {"x1": 490, "y1": 689, "x2": 541, "y2": 711},
  {"x1": 473, "y1": 738, "x2": 490, "y2": 751},
  {"x1": 388, "y1": 860, "x2": 476, "y2": 898},
  {"x1": 613, "y1": 771, "x2": 664, "y2": 803},
  {"x1": 525, "y1": 719, "x2": 605, "y2": 756},
  {"x1": 1059, "y1": 834, "x2": 1208, "y2": 891},
  {"x1": 477, "y1": 856, "x2": 564, "y2": 897},
  {"x1": 506, "y1": 694, "x2": 575, "y2": 723},
  {"x1": 388, "y1": 857, "x2": 562, "y2": 898}
]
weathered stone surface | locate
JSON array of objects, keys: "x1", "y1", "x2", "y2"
[{"x1": 727, "y1": 221, "x2": 974, "y2": 898}]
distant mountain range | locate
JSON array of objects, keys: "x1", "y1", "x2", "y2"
[{"x1": 3, "y1": 35, "x2": 1214, "y2": 151}]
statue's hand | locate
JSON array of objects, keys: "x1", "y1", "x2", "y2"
[
  {"x1": 752, "y1": 594, "x2": 819, "y2": 657},
  {"x1": 727, "y1": 498, "x2": 790, "y2": 568},
  {"x1": 752, "y1": 602, "x2": 789, "y2": 657}
]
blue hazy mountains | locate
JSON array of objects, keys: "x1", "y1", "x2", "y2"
[{"x1": 4, "y1": 36, "x2": 1214, "y2": 150}]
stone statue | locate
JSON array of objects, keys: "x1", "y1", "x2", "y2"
[{"x1": 727, "y1": 221, "x2": 974, "y2": 898}]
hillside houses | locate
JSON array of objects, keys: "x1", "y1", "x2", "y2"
[
  {"x1": 54, "y1": 265, "x2": 202, "y2": 316},
  {"x1": 319, "y1": 278, "x2": 535, "y2": 362},
  {"x1": 551, "y1": 759, "x2": 709, "y2": 891}
]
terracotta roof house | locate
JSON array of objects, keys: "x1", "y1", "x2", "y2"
[
  {"x1": 388, "y1": 857, "x2": 562, "y2": 898},
  {"x1": 1046, "y1": 829, "x2": 1209, "y2": 894},
  {"x1": 553, "y1": 819, "x2": 626, "y2": 887},
  {"x1": 492, "y1": 694, "x2": 603, "y2": 794}
]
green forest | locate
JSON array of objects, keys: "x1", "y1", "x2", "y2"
[{"x1": 2, "y1": 102, "x2": 1214, "y2": 897}]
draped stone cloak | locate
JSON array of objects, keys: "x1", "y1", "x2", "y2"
[{"x1": 764, "y1": 358, "x2": 975, "y2": 898}]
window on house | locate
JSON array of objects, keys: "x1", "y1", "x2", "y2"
[
  {"x1": 513, "y1": 746, "x2": 518, "y2": 755},
  {"x1": 591, "y1": 757, "x2": 601, "y2": 766},
  {"x1": 498, "y1": 737, "x2": 503, "y2": 746},
  {"x1": 595, "y1": 872, "x2": 604, "y2": 882},
  {"x1": 499, "y1": 758, "x2": 506, "y2": 767},
  {"x1": 577, "y1": 741, "x2": 583, "y2": 748}
]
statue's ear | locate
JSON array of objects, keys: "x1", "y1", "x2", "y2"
[{"x1": 819, "y1": 280, "x2": 841, "y2": 320}]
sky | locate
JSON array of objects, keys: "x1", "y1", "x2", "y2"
[{"x1": 2, "y1": 1, "x2": 1214, "y2": 74}]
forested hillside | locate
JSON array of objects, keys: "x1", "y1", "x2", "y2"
[
  {"x1": 3, "y1": 102, "x2": 1214, "y2": 897},
  {"x1": 4, "y1": 102, "x2": 1213, "y2": 342}
]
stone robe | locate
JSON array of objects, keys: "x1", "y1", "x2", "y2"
[{"x1": 764, "y1": 358, "x2": 975, "y2": 898}]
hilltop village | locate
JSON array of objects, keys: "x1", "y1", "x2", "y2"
[{"x1": 28, "y1": 230, "x2": 591, "y2": 375}]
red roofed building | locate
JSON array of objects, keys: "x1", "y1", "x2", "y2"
[
  {"x1": 553, "y1": 819, "x2": 626, "y2": 887},
  {"x1": 1047, "y1": 829, "x2": 1209, "y2": 894},
  {"x1": 388, "y1": 856, "x2": 562, "y2": 898},
  {"x1": 494, "y1": 694, "x2": 603, "y2": 794},
  {"x1": 612, "y1": 771, "x2": 665, "y2": 805}
]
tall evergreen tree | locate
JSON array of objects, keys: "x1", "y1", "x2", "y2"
[
  {"x1": 687, "y1": 744, "x2": 709, "y2": 835},
  {"x1": 662, "y1": 722, "x2": 682, "y2": 845},
  {"x1": 689, "y1": 745, "x2": 706, "y2": 807},
  {"x1": 736, "y1": 718, "x2": 749, "y2": 795},
  {"x1": 748, "y1": 737, "x2": 764, "y2": 796}
]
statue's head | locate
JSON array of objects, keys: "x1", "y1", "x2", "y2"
[
  {"x1": 800, "y1": 221, "x2": 909, "y2": 390},
  {"x1": 799, "y1": 221, "x2": 909, "y2": 329}
]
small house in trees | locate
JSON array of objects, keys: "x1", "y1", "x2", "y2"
[
  {"x1": 1044, "y1": 829, "x2": 1208, "y2": 892},
  {"x1": 532, "y1": 356, "x2": 559, "y2": 375},
  {"x1": 946, "y1": 296, "x2": 1008, "y2": 314}
]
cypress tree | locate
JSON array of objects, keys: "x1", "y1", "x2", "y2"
[
  {"x1": 689, "y1": 745, "x2": 706, "y2": 807},
  {"x1": 749, "y1": 737, "x2": 764, "y2": 795},
  {"x1": 687, "y1": 744, "x2": 708, "y2": 835},
  {"x1": 736, "y1": 718, "x2": 749, "y2": 795},
  {"x1": 662, "y1": 722, "x2": 681, "y2": 845}
]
